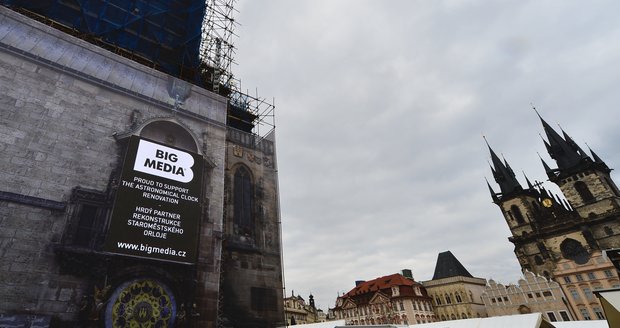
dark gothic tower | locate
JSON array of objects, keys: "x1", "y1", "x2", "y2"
[
  {"x1": 486, "y1": 141, "x2": 546, "y2": 239},
  {"x1": 487, "y1": 141, "x2": 566, "y2": 277},
  {"x1": 538, "y1": 114, "x2": 620, "y2": 218},
  {"x1": 487, "y1": 114, "x2": 620, "y2": 279}
]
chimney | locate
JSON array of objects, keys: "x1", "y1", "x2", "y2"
[{"x1": 355, "y1": 280, "x2": 365, "y2": 286}]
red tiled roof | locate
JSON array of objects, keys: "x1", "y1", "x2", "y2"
[
  {"x1": 334, "y1": 273, "x2": 431, "y2": 310},
  {"x1": 342, "y1": 273, "x2": 415, "y2": 297}
]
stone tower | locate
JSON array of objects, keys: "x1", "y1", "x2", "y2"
[
  {"x1": 0, "y1": 2, "x2": 284, "y2": 327},
  {"x1": 422, "y1": 251, "x2": 488, "y2": 321},
  {"x1": 487, "y1": 114, "x2": 620, "y2": 279}
]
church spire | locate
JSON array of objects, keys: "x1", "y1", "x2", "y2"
[
  {"x1": 486, "y1": 140, "x2": 523, "y2": 196},
  {"x1": 538, "y1": 153, "x2": 555, "y2": 179},
  {"x1": 588, "y1": 146, "x2": 610, "y2": 171},
  {"x1": 523, "y1": 172, "x2": 538, "y2": 193},
  {"x1": 537, "y1": 113, "x2": 591, "y2": 170}
]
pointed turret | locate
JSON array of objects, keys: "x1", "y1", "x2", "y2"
[
  {"x1": 538, "y1": 113, "x2": 591, "y2": 170},
  {"x1": 591, "y1": 148, "x2": 605, "y2": 163},
  {"x1": 487, "y1": 142, "x2": 523, "y2": 196},
  {"x1": 562, "y1": 129, "x2": 589, "y2": 160},
  {"x1": 589, "y1": 147, "x2": 610, "y2": 171},
  {"x1": 486, "y1": 178, "x2": 500, "y2": 203},
  {"x1": 539, "y1": 155, "x2": 555, "y2": 179},
  {"x1": 524, "y1": 173, "x2": 535, "y2": 190}
]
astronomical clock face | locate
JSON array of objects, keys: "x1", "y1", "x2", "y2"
[{"x1": 105, "y1": 279, "x2": 177, "y2": 328}]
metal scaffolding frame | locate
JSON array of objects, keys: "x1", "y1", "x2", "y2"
[{"x1": 200, "y1": 0, "x2": 275, "y2": 140}]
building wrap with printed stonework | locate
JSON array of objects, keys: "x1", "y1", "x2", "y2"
[{"x1": 0, "y1": 3, "x2": 284, "y2": 327}]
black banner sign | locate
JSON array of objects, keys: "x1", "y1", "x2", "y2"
[{"x1": 104, "y1": 136, "x2": 203, "y2": 263}]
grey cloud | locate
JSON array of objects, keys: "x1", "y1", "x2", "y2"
[{"x1": 235, "y1": 0, "x2": 620, "y2": 310}]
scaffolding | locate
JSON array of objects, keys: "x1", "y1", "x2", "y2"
[
  {"x1": 200, "y1": 0, "x2": 237, "y2": 95},
  {"x1": 200, "y1": 0, "x2": 275, "y2": 140},
  {"x1": 229, "y1": 88, "x2": 275, "y2": 140}
]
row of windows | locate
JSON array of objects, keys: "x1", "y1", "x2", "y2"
[
  {"x1": 347, "y1": 313, "x2": 435, "y2": 326},
  {"x1": 336, "y1": 299, "x2": 433, "y2": 320},
  {"x1": 490, "y1": 296, "x2": 509, "y2": 303},
  {"x1": 562, "y1": 270, "x2": 615, "y2": 283},
  {"x1": 487, "y1": 290, "x2": 553, "y2": 305},
  {"x1": 546, "y1": 311, "x2": 571, "y2": 322},
  {"x1": 433, "y1": 291, "x2": 471, "y2": 306},
  {"x1": 579, "y1": 307, "x2": 605, "y2": 320},
  {"x1": 569, "y1": 287, "x2": 595, "y2": 301},
  {"x1": 412, "y1": 301, "x2": 432, "y2": 312},
  {"x1": 440, "y1": 312, "x2": 474, "y2": 321}
]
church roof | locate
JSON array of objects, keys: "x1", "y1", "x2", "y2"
[{"x1": 432, "y1": 251, "x2": 473, "y2": 280}]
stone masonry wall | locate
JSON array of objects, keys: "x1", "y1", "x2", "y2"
[{"x1": 0, "y1": 7, "x2": 227, "y2": 326}]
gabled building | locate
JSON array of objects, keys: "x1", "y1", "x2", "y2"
[
  {"x1": 482, "y1": 270, "x2": 572, "y2": 322},
  {"x1": 422, "y1": 251, "x2": 487, "y2": 321},
  {"x1": 333, "y1": 270, "x2": 436, "y2": 325},
  {"x1": 487, "y1": 113, "x2": 620, "y2": 282}
]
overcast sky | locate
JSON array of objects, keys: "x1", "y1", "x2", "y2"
[{"x1": 232, "y1": 0, "x2": 620, "y2": 310}]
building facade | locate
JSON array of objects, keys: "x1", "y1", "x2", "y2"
[
  {"x1": 0, "y1": 4, "x2": 284, "y2": 327},
  {"x1": 284, "y1": 292, "x2": 325, "y2": 325},
  {"x1": 487, "y1": 114, "x2": 620, "y2": 282},
  {"x1": 553, "y1": 250, "x2": 619, "y2": 321},
  {"x1": 482, "y1": 271, "x2": 572, "y2": 322},
  {"x1": 423, "y1": 251, "x2": 488, "y2": 321},
  {"x1": 333, "y1": 271, "x2": 436, "y2": 325}
]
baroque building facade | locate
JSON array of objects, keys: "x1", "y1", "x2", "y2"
[
  {"x1": 487, "y1": 114, "x2": 620, "y2": 281},
  {"x1": 0, "y1": 4, "x2": 284, "y2": 328},
  {"x1": 332, "y1": 271, "x2": 436, "y2": 325},
  {"x1": 481, "y1": 271, "x2": 572, "y2": 322},
  {"x1": 553, "y1": 250, "x2": 619, "y2": 320},
  {"x1": 422, "y1": 251, "x2": 488, "y2": 321}
]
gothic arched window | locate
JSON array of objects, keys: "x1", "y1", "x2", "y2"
[
  {"x1": 574, "y1": 181, "x2": 595, "y2": 203},
  {"x1": 234, "y1": 166, "x2": 253, "y2": 236},
  {"x1": 511, "y1": 205, "x2": 525, "y2": 224}
]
